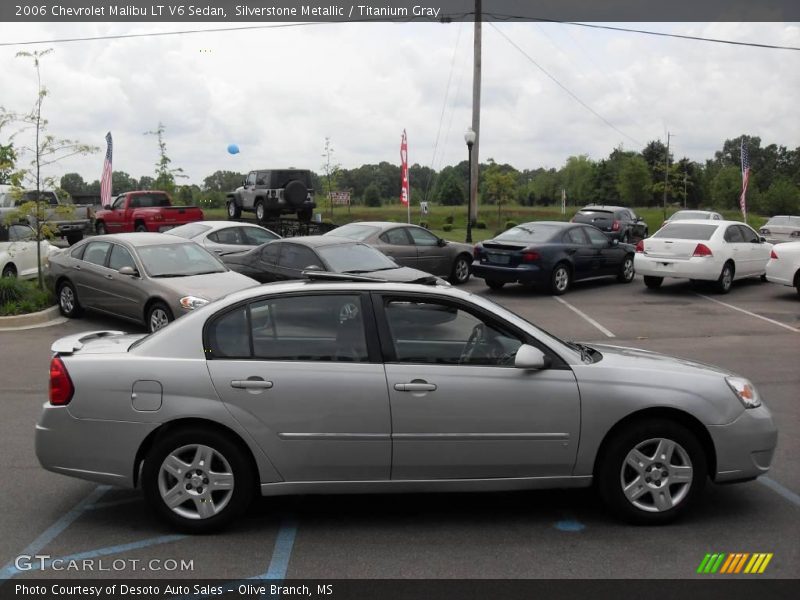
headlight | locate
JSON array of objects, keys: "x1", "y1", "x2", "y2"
[
  {"x1": 179, "y1": 296, "x2": 209, "y2": 310},
  {"x1": 726, "y1": 376, "x2": 761, "y2": 409}
]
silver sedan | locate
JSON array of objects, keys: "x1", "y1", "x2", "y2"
[
  {"x1": 167, "y1": 220, "x2": 280, "y2": 255},
  {"x1": 36, "y1": 279, "x2": 777, "y2": 532}
]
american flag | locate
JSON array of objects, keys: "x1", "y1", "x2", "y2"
[
  {"x1": 739, "y1": 140, "x2": 750, "y2": 220},
  {"x1": 100, "y1": 132, "x2": 113, "y2": 207}
]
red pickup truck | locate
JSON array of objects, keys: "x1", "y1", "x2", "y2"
[{"x1": 94, "y1": 191, "x2": 204, "y2": 234}]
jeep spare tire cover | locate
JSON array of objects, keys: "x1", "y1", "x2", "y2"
[{"x1": 284, "y1": 180, "x2": 307, "y2": 207}]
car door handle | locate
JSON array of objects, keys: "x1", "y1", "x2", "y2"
[
  {"x1": 105, "y1": 274, "x2": 113, "y2": 280},
  {"x1": 73, "y1": 265, "x2": 82, "y2": 271},
  {"x1": 565, "y1": 248, "x2": 577, "y2": 255},
  {"x1": 394, "y1": 382, "x2": 437, "y2": 392},
  {"x1": 230, "y1": 379, "x2": 273, "y2": 390}
]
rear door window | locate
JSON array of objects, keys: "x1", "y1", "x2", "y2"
[
  {"x1": 563, "y1": 228, "x2": 588, "y2": 245},
  {"x1": 724, "y1": 226, "x2": 744, "y2": 243},
  {"x1": 82, "y1": 241, "x2": 112, "y2": 266},
  {"x1": 279, "y1": 244, "x2": 323, "y2": 270},
  {"x1": 737, "y1": 225, "x2": 759, "y2": 243},
  {"x1": 380, "y1": 228, "x2": 412, "y2": 245}
]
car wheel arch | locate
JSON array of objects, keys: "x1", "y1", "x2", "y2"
[
  {"x1": 591, "y1": 407, "x2": 717, "y2": 482},
  {"x1": 143, "y1": 297, "x2": 173, "y2": 325},
  {"x1": 133, "y1": 418, "x2": 262, "y2": 491},
  {"x1": 2, "y1": 262, "x2": 17, "y2": 276}
]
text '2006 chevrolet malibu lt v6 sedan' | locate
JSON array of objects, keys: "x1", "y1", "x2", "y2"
[{"x1": 36, "y1": 279, "x2": 777, "y2": 532}]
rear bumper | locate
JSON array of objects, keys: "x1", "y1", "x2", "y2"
[
  {"x1": 765, "y1": 260, "x2": 794, "y2": 287},
  {"x1": 634, "y1": 254, "x2": 722, "y2": 281},
  {"x1": 708, "y1": 404, "x2": 778, "y2": 483},
  {"x1": 471, "y1": 262, "x2": 547, "y2": 284}
]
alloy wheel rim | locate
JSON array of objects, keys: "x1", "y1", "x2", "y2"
[
  {"x1": 620, "y1": 437, "x2": 693, "y2": 513},
  {"x1": 555, "y1": 268, "x2": 568, "y2": 291},
  {"x1": 150, "y1": 308, "x2": 170, "y2": 331},
  {"x1": 456, "y1": 259, "x2": 469, "y2": 282},
  {"x1": 623, "y1": 258, "x2": 634, "y2": 280},
  {"x1": 256, "y1": 204, "x2": 264, "y2": 220},
  {"x1": 723, "y1": 268, "x2": 732, "y2": 290},
  {"x1": 157, "y1": 444, "x2": 234, "y2": 520},
  {"x1": 60, "y1": 287, "x2": 74, "y2": 313},
  {"x1": 228, "y1": 203, "x2": 235, "y2": 217}
]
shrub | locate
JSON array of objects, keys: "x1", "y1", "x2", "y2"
[
  {"x1": 504, "y1": 220, "x2": 519, "y2": 230},
  {"x1": 476, "y1": 221, "x2": 487, "y2": 229},
  {"x1": 442, "y1": 224, "x2": 453, "y2": 232},
  {"x1": 444, "y1": 214, "x2": 454, "y2": 224},
  {"x1": 0, "y1": 278, "x2": 54, "y2": 316},
  {"x1": 419, "y1": 221, "x2": 429, "y2": 229}
]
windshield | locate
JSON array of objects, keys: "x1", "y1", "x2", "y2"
[
  {"x1": 494, "y1": 224, "x2": 560, "y2": 244},
  {"x1": 653, "y1": 223, "x2": 719, "y2": 240},
  {"x1": 326, "y1": 223, "x2": 379, "y2": 241},
  {"x1": 137, "y1": 243, "x2": 227, "y2": 277},
  {"x1": 318, "y1": 243, "x2": 398, "y2": 272},
  {"x1": 167, "y1": 223, "x2": 212, "y2": 239}
]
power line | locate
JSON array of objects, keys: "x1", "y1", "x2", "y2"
[{"x1": 489, "y1": 23, "x2": 644, "y2": 147}]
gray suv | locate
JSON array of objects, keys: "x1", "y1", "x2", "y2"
[{"x1": 226, "y1": 169, "x2": 316, "y2": 223}]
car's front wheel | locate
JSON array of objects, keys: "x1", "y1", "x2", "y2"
[
  {"x1": 227, "y1": 200, "x2": 241, "y2": 220},
  {"x1": 597, "y1": 419, "x2": 707, "y2": 524},
  {"x1": 449, "y1": 255, "x2": 471, "y2": 285},
  {"x1": 95, "y1": 222, "x2": 108, "y2": 235},
  {"x1": 142, "y1": 427, "x2": 255, "y2": 533},
  {"x1": 57, "y1": 280, "x2": 83, "y2": 317},
  {"x1": 147, "y1": 302, "x2": 173, "y2": 332}
]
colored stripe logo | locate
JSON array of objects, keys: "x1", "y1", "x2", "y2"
[{"x1": 697, "y1": 553, "x2": 773, "y2": 574}]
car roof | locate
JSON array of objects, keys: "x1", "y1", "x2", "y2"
[
  {"x1": 579, "y1": 205, "x2": 629, "y2": 211},
  {"x1": 338, "y1": 221, "x2": 418, "y2": 228},
  {"x1": 90, "y1": 232, "x2": 191, "y2": 246},
  {"x1": 513, "y1": 221, "x2": 575, "y2": 229},
  {"x1": 274, "y1": 235, "x2": 358, "y2": 248}
]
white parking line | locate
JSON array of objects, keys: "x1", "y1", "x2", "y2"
[
  {"x1": 553, "y1": 297, "x2": 616, "y2": 338},
  {"x1": 696, "y1": 294, "x2": 800, "y2": 334}
]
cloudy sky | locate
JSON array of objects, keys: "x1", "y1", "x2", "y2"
[{"x1": 0, "y1": 21, "x2": 797, "y2": 186}]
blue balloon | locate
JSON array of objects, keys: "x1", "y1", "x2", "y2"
[{"x1": 227, "y1": 144, "x2": 240, "y2": 155}]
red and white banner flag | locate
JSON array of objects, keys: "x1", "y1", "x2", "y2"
[
  {"x1": 100, "y1": 132, "x2": 113, "y2": 207},
  {"x1": 400, "y1": 129, "x2": 410, "y2": 206}
]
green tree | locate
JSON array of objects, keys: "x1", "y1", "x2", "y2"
[
  {"x1": 560, "y1": 155, "x2": 595, "y2": 204},
  {"x1": 111, "y1": 171, "x2": 137, "y2": 194},
  {"x1": 758, "y1": 177, "x2": 800, "y2": 216},
  {"x1": 483, "y1": 162, "x2": 518, "y2": 224},
  {"x1": 202, "y1": 170, "x2": 245, "y2": 193},
  {"x1": 617, "y1": 156, "x2": 652, "y2": 205},
  {"x1": 431, "y1": 170, "x2": 465, "y2": 206},
  {"x1": 144, "y1": 122, "x2": 186, "y2": 194},
  {"x1": 138, "y1": 175, "x2": 154, "y2": 190},
  {"x1": 530, "y1": 168, "x2": 561, "y2": 206},
  {"x1": 321, "y1": 137, "x2": 341, "y2": 217},
  {"x1": 711, "y1": 166, "x2": 742, "y2": 210},
  {"x1": 363, "y1": 182, "x2": 381, "y2": 207},
  {"x1": 59, "y1": 172, "x2": 87, "y2": 196}
]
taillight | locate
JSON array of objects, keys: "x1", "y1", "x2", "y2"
[
  {"x1": 521, "y1": 251, "x2": 540, "y2": 263},
  {"x1": 692, "y1": 243, "x2": 713, "y2": 257},
  {"x1": 770, "y1": 249, "x2": 779, "y2": 259},
  {"x1": 49, "y1": 356, "x2": 74, "y2": 406},
  {"x1": 635, "y1": 240, "x2": 644, "y2": 253},
  {"x1": 473, "y1": 245, "x2": 481, "y2": 259},
  {"x1": 612, "y1": 220, "x2": 620, "y2": 231}
]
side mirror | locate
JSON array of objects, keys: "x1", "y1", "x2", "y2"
[
  {"x1": 304, "y1": 264, "x2": 322, "y2": 271},
  {"x1": 437, "y1": 238, "x2": 447, "y2": 247},
  {"x1": 118, "y1": 266, "x2": 139, "y2": 277},
  {"x1": 759, "y1": 236, "x2": 767, "y2": 243},
  {"x1": 611, "y1": 238, "x2": 619, "y2": 246},
  {"x1": 514, "y1": 344, "x2": 549, "y2": 370}
]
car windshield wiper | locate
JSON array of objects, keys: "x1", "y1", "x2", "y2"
[
  {"x1": 344, "y1": 267, "x2": 394, "y2": 273},
  {"x1": 185, "y1": 270, "x2": 224, "y2": 276},
  {"x1": 568, "y1": 341, "x2": 594, "y2": 363},
  {"x1": 151, "y1": 273, "x2": 188, "y2": 278}
]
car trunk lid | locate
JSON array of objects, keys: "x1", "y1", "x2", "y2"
[{"x1": 573, "y1": 210, "x2": 615, "y2": 231}]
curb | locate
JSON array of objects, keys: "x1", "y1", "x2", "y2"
[{"x1": 0, "y1": 305, "x2": 64, "y2": 331}]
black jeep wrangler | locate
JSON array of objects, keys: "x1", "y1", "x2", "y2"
[{"x1": 226, "y1": 169, "x2": 316, "y2": 222}]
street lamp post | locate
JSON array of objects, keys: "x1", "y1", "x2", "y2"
[{"x1": 464, "y1": 127, "x2": 476, "y2": 244}]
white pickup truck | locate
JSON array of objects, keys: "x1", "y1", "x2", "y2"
[{"x1": 0, "y1": 189, "x2": 93, "y2": 245}]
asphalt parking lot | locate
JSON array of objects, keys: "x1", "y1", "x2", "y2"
[{"x1": 0, "y1": 274, "x2": 798, "y2": 583}]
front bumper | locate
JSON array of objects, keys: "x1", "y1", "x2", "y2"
[
  {"x1": 634, "y1": 254, "x2": 722, "y2": 281},
  {"x1": 708, "y1": 404, "x2": 778, "y2": 483},
  {"x1": 36, "y1": 404, "x2": 158, "y2": 488},
  {"x1": 471, "y1": 262, "x2": 547, "y2": 284}
]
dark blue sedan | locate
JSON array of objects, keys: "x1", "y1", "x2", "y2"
[{"x1": 471, "y1": 221, "x2": 636, "y2": 295}]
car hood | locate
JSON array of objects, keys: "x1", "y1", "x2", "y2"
[
  {"x1": 150, "y1": 270, "x2": 259, "y2": 299},
  {"x1": 586, "y1": 343, "x2": 733, "y2": 377}
]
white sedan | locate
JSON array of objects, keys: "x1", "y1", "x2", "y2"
[
  {"x1": 1, "y1": 223, "x2": 57, "y2": 279},
  {"x1": 765, "y1": 241, "x2": 800, "y2": 297},
  {"x1": 635, "y1": 220, "x2": 772, "y2": 293},
  {"x1": 166, "y1": 220, "x2": 280, "y2": 255}
]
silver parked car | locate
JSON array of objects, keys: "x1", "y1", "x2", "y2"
[
  {"x1": 47, "y1": 233, "x2": 258, "y2": 332},
  {"x1": 324, "y1": 221, "x2": 474, "y2": 284},
  {"x1": 759, "y1": 215, "x2": 800, "y2": 244},
  {"x1": 166, "y1": 220, "x2": 280, "y2": 255},
  {"x1": 36, "y1": 278, "x2": 777, "y2": 532}
]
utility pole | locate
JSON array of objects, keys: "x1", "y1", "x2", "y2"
[
  {"x1": 662, "y1": 132, "x2": 671, "y2": 221},
  {"x1": 683, "y1": 169, "x2": 688, "y2": 209},
  {"x1": 469, "y1": 0, "x2": 482, "y2": 228}
]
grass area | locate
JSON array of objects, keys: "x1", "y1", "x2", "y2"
[
  {"x1": 0, "y1": 277, "x2": 54, "y2": 316},
  {"x1": 205, "y1": 205, "x2": 767, "y2": 243}
]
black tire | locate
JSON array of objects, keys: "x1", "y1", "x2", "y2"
[
  {"x1": 597, "y1": 419, "x2": 707, "y2": 524},
  {"x1": 95, "y1": 221, "x2": 108, "y2": 235},
  {"x1": 449, "y1": 255, "x2": 471, "y2": 285},
  {"x1": 142, "y1": 427, "x2": 255, "y2": 533},
  {"x1": 715, "y1": 262, "x2": 734, "y2": 294},
  {"x1": 283, "y1": 180, "x2": 307, "y2": 207},
  {"x1": 57, "y1": 280, "x2": 83, "y2": 317},
  {"x1": 255, "y1": 200, "x2": 266, "y2": 223},
  {"x1": 66, "y1": 232, "x2": 83, "y2": 246},
  {"x1": 549, "y1": 262, "x2": 571, "y2": 295},
  {"x1": 485, "y1": 280, "x2": 505, "y2": 290},
  {"x1": 146, "y1": 301, "x2": 173, "y2": 332},
  {"x1": 227, "y1": 200, "x2": 241, "y2": 220},
  {"x1": 644, "y1": 275, "x2": 663, "y2": 289},
  {"x1": 617, "y1": 254, "x2": 635, "y2": 283},
  {"x1": 297, "y1": 207, "x2": 312, "y2": 223},
  {"x1": 2, "y1": 264, "x2": 17, "y2": 278},
  {"x1": 135, "y1": 222, "x2": 148, "y2": 233}
]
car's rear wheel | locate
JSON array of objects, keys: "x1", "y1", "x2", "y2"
[
  {"x1": 449, "y1": 255, "x2": 471, "y2": 285},
  {"x1": 147, "y1": 302, "x2": 173, "y2": 332},
  {"x1": 142, "y1": 427, "x2": 255, "y2": 533},
  {"x1": 716, "y1": 262, "x2": 734, "y2": 294},
  {"x1": 2, "y1": 264, "x2": 17, "y2": 278},
  {"x1": 135, "y1": 223, "x2": 148, "y2": 233},
  {"x1": 550, "y1": 263, "x2": 571, "y2": 295},
  {"x1": 617, "y1": 254, "x2": 635, "y2": 283},
  {"x1": 485, "y1": 280, "x2": 504, "y2": 290},
  {"x1": 643, "y1": 275, "x2": 663, "y2": 289},
  {"x1": 227, "y1": 201, "x2": 241, "y2": 220},
  {"x1": 95, "y1": 221, "x2": 108, "y2": 235},
  {"x1": 57, "y1": 280, "x2": 83, "y2": 317},
  {"x1": 597, "y1": 419, "x2": 707, "y2": 524}
]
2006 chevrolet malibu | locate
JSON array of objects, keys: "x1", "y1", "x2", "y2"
[{"x1": 36, "y1": 278, "x2": 777, "y2": 532}]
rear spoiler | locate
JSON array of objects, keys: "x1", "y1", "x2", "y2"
[{"x1": 51, "y1": 330, "x2": 125, "y2": 355}]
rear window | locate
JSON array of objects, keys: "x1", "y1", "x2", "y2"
[
  {"x1": 653, "y1": 223, "x2": 719, "y2": 240},
  {"x1": 168, "y1": 223, "x2": 212, "y2": 239},
  {"x1": 578, "y1": 210, "x2": 613, "y2": 217},
  {"x1": 495, "y1": 224, "x2": 560, "y2": 244},
  {"x1": 130, "y1": 193, "x2": 170, "y2": 208}
]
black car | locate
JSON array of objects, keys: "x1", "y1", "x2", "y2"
[
  {"x1": 221, "y1": 236, "x2": 442, "y2": 284},
  {"x1": 471, "y1": 222, "x2": 636, "y2": 295},
  {"x1": 571, "y1": 205, "x2": 648, "y2": 243}
]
